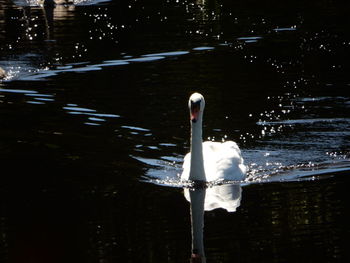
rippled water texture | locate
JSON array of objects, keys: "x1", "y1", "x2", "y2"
[{"x1": 0, "y1": 0, "x2": 349, "y2": 262}]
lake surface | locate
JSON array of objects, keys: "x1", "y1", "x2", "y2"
[{"x1": 0, "y1": 0, "x2": 349, "y2": 262}]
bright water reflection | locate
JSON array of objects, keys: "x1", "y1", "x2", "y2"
[{"x1": 185, "y1": 184, "x2": 242, "y2": 212}]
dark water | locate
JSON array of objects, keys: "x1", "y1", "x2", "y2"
[{"x1": 0, "y1": 0, "x2": 349, "y2": 262}]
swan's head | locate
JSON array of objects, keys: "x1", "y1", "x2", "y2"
[{"x1": 188, "y1": 93, "x2": 205, "y2": 123}]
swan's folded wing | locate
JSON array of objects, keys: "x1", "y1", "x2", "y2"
[{"x1": 203, "y1": 141, "x2": 246, "y2": 181}]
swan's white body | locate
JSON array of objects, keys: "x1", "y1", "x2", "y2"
[
  {"x1": 182, "y1": 141, "x2": 246, "y2": 182},
  {"x1": 181, "y1": 93, "x2": 246, "y2": 182}
]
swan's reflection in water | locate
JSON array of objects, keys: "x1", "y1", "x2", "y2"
[
  {"x1": 185, "y1": 184, "x2": 242, "y2": 212},
  {"x1": 184, "y1": 184, "x2": 242, "y2": 263}
]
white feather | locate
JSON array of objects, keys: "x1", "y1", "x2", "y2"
[{"x1": 182, "y1": 141, "x2": 246, "y2": 182}]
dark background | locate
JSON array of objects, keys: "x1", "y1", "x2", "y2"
[{"x1": 0, "y1": 0, "x2": 349, "y2": 262}]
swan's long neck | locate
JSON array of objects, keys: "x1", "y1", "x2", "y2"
[{"x1": 189, "y1": 117, "x2": 206, "y2": 181}]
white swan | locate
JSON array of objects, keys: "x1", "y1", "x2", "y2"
[{"x1": 181, "y1": 93, "x2": 246, "y2": 182}]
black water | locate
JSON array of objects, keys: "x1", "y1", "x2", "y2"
[{"x1": 0, "y1": 0, "x2": 349, "y2": 262}]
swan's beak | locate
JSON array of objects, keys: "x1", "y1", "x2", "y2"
[{"x1": 190, "y1": 101, "x2": 201, "y2": 123}]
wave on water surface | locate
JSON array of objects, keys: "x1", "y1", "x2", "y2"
[{"x1": 136, "y1": 144, "x2": 350, "y2": 188}]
